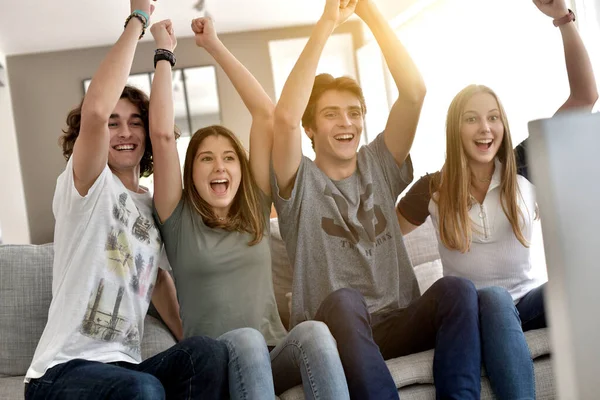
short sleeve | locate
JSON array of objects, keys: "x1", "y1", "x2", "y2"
[
  {"x1": 397, "y1": 173, "x2": 435, "y2": 226},
  {"x1": 365, "y1": 132, "x2": 414, "y2": 199}
]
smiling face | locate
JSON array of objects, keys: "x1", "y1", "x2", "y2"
[
  {"x1": 107, "y1": 98, "x2": 146, "y2": 174},
  {"x1": 459, "y1": 91, "x2": 505, "y2": 168},
  {"x1": 192, "y1": 134, "x2": 242, "y2": 217},
  {"x1": 306, "y1": 89, "x2": 364, "y2": 164}
]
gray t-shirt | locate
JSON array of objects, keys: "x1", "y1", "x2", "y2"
[
  {"x1": 272, "y1": 133, "x2": 420, "y2": 327},
  {"x1": 155, "y1": 195, "x2": 287, "y2": 346}
]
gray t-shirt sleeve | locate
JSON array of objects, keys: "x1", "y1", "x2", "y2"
[
  {"x1": 153, "y1": 197, "x2": 186, "y2": 268},
  {"x1": 365, "y1": 132, "x2": 414, "y2": 199},
  {"x1": 270, "y1": 157, "x2": 308, "y2": 222}
]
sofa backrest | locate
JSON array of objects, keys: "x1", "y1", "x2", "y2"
[{"x1": 0, "y1": 244, "x2": 54, "y2": 377}]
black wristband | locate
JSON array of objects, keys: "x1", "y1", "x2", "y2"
[{"x1": 154, "y1": 49, "x2": 176, "y2": 69}]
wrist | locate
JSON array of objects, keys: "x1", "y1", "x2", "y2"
[
  {"x1": 203, "y1": 39, "x2": 224, "y2": 54},
  {"x1": 553, "y1": 9, "x2": 575, "y2": 27},
  {"x1": 317, "y1": 17, "x2": 337, "y2": 30}
]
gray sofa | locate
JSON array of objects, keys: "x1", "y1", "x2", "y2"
[{"x1": 0, "y1": 218, "x2": 555, "y2": 399}]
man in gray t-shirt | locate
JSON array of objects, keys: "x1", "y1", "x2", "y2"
[{"x1": 270, "y1": 1, "x2": 481, "y2": 399}]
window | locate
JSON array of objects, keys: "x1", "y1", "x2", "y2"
[{"x1": 83, "y1": 66, "x2": 221, "y2": 191}]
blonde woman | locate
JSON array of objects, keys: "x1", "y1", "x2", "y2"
[{"x1": 397, "y1": 1, "x2": 598, "y2": 398}]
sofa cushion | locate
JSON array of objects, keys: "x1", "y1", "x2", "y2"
[
  {"x1": 0, "y1": 376, "x2": 26, "y2": 399},
  {"x1": 0, "y1": 244, "x2": 54, "y2": 377},
  {"x1": 141, "y1": 315, "x2": 177, "y2": 361}
]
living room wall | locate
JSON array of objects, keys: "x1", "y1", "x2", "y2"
[
  {"x1": 0, "y1": 50, "x2": 30, "y2": 244},
  {"x1": 6, "y1": 21, "x2": 363, "y2": 244}
]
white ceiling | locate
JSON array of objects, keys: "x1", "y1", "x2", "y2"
[{"x1": 0, "y1": 0, "x2": 328, "y2": 56}]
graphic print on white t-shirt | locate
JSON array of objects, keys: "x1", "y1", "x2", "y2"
[{"x1": 78, "y1": 190, "x2": 159, "y2": 356}]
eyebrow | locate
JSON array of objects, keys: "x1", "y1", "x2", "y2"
[
  {"x1": 109, "y1": 113, "x2": 143, "y2": 119},
  {"x1": 319, "y1": 105, "x2": 362, "y2": 113},
  {"x1": 198, "y1": 150, "x2": 236, "y2": 156},
  {"x1": 462, "y1": 108, "x2": 499, "y2": 115}
]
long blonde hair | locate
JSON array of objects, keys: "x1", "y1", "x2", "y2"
[
  {"x1": 182, "y1": 125, "x2": 265, "y2": 246},
  {"x1": 431, "y1": 85, "x2": 528, "y2": 252}
]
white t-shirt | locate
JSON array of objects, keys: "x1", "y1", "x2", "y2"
[{"x1": 25, "y1": 159, "x2": 164, "y2": 382}]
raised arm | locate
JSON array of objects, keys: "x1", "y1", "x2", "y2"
[
  {"x1": 192, "y1": 18, "x2": 274, "y2": 196},
  {"x1": 272, "y1": 0, "x2": 357, "y2": 198},
  {"x1": 150, "y1": 20, "x2": 181, "y2": 223},
  {"x1": 73, "y1": 0, "x2": 153, "y2": 196},
  {"x1": 534, "y1": 0, "x2": 598, "y2": 113},
  {"x1": 355, "y1": 0, "x2": 426, "y2": 167}
]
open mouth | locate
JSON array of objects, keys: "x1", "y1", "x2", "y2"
[
  {"x1": 334, "y1": 133, "x2": 355, "y2": 143},
  {"x1": 210, "y1": 179, "x2": 229, "y2": 195},
  {"x1": 113, "y1": 144, "x2": 138, "y2": 152},
  {"x1": 474, "y1": 139, "x2": 493, "y2": 151}
]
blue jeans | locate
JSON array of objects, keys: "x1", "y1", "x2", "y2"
[
  {"x1": 218, "y1": 324, "x2": 350, "y2": 400},
  {"x1": 271, "y1": 321, "x2": 350, "y2": 399},
  {"x1": 315, "y1": 276, "x2": 481, "y2": 400},
  {"x1": 25, "y1": 336, "x2": 229, "y2": 400},
  {"x1": 218, "y1": 328, "x2": 275, "y2": 399},
  {"x1": 479, "y1": 284, "x2": 547, "y2": 400}
]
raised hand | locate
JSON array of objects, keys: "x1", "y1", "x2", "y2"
[
  {"x1": 192, "y1": 17, "x2": 220, "y2": 49},
  {"x1": 150, "y1": 19, "x2": 177, "y2": 52},
  {"x1": 533, "y1": 0, "x2": 569, "y2": 19},
  {"x1": 131, "y1": 0, "x2": 156, "y2": 18},
  {"x1": 322, "y1": 0, "x2": 358, "y2": 28}
]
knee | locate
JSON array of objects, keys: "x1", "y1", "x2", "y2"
[
  {"x1": 290, "y1": 321, "x2": 336, "y2": 348},
  {"x1": 219, "y1": 327, "x2": 266, "y2": 350},
  {"x1": 180, "y1": 335, "x2": 229, "y2": 371},
  {"x1": 319, "y1": 288, "x2": 366, "y2": 319},
  {"x1": 120, "y1": 373, "x2": 165, "y2": 400},
  {"x1": 433, "y1": 276, "x2": 478, "y2": 309},
  {"x1": 478, "y1": 286, "x2": 514, "y2": 313}
]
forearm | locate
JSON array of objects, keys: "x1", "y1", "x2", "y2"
[
  {"x1": 82, "y1": 19, "x2": 143, "y2": 119},
  {"x1": 360, "y1": 4, "x2": 425, "y2": 103},
  {"x1": 149, "y1": 59, "x2": 175, "y2": 138},
  {"x1": 152, "y1": 270, "x2": 183, "y2": 341},
  {"x1": 558, "y1": 21, "x2": 598, "y2": 109},
  {"x1": 275, "y1": 18, "x2": 335, "y2": 125},
  {"x1": 205, "y1": 40, "x2": 274, "y2": 118}
]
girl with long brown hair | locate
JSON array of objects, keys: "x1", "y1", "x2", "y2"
[
  {"x1": 149, "y1": 16, "x2": 349, "y2": 400},
  {"x1": 397, "y1": 1, "x2": 597, "y2": 399}
]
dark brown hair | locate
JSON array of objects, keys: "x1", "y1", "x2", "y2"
[
  {"x1": 301, "y1": 74, "x2": 367, "y2": 148},
  {"x1": 59, "y1": 86, "x2": 154, "y2": 177},
  {"x1": 182, "y1": 125, "x2": 266, "y2": 245}
]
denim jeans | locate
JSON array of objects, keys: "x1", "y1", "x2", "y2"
[
  {"x1": 270, "y1": 321, "x2": 350, "y2": 399},
  {"x1": 218, "y1": 328, "x2": 275, "y2": 399},
  {"x1": 218, "y1": 323, "x2": 349, "y2": 400},
  {"x1": 25, "y1": 336, "x2": 229, "y2": 400},
  {"x1": 315, "y1": 276, "x2": 481, "y2": 400},
  {"x1": 479, "y1": 283, "x2": 547, "y2": 400}
]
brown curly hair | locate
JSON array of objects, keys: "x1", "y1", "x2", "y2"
[{"x1": 59, "y1": 86, "x2": 155, "y2": 178}]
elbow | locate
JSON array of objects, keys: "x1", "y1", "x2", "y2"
[
  {"x1": 274, "y1": 107, "x2": 300, "y2": 133},
  {"x1": 252, "y1": 102, "x2": 275, "y2": 121},
  {"x1": 80, "y1": 100, "x2": 110, "y2": 127},
  {"x1": 411, "y1": 81, "x2": 427, "y2": 105}
]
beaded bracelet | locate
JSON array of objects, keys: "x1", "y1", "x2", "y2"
[{"x1": 124, "y1": 12, "x2": 148, "y2": 40}]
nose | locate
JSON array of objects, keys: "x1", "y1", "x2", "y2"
[
  {"x1": 481, "y1": 120, "x2": 491, "y2": 133},
  {"x1": 117, "y1": 124, "x2": 133, "y2": 139},
  {"x1": 338, "y1": 113, "x2": 352, "y2": 127},
  {"x1": 214, "y1": 159, "x2": 226, "y2": 172}
]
